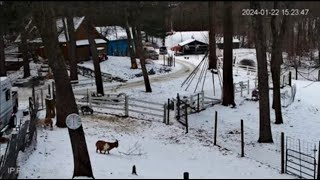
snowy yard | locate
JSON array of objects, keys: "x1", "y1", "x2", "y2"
[{"x1": 12, "y1": 49, "x2": 320, "y2": 179}]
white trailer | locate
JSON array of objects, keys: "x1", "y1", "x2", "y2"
[{"x1": 0, "y1": 77, "x2": 17, "y2": 132}]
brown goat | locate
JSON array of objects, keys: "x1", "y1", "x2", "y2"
[{"x1": 95, "y1": 140, "x2": 119, "y2": 154}]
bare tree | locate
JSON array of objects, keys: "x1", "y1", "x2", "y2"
[
  {"x1": 32, "y1": 2, "x2": 94, "y2": 178},
  {"x1": 251, "y1": 1, "x2": 273, "y2": 143},
  {"x1": 270, "y1": 2, "x2": 290, "y2": 124},
  {"x1": 85, "y1": 16, "x2": 104, "y2": 96},
  {"x1": 131, "y1": 2, "x2": 152, "y2": 92},
  {"x1": 66, "y1": 15, "x2": 78, "y2": 81},
  {"x1": 208, "y1": 1, "x2": 217, "y2": 70},
  {"x1": 0, "y1": 32, "x2": 5, "y2": 77},
  {"x1": 124, "y1": 4, "x2": 138, "y2": 69},
  {"x1": 20, "y1": 23, "x2": 31, "y2": 78},
  {"x1": 222, "y1": 1, "x2": 235, "y2": 107}
]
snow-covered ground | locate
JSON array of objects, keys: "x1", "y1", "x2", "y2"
[
  {"x1": 13, "y1": 49, "x2": 320, "y2": 179},
  {"x1": 78, "y1": 56, "x2": 177, "y2": 81}
]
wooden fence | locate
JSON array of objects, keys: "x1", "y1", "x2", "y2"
[{"x1": 77, "y1": 93, "x2": 169, "y2": 123}]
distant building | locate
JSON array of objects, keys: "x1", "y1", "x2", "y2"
[
  {"x1": 15, "y1": 17, "x2": 108, "y2": 62},
  {"x1": 216, "y1": 37, "x2": 240, "y2": 49},
  {"x1": 176, "y1": 39, "x2": 208, "y2": 55},
  {"x1": 96, "y1": 26, "x2": 129, "y2": 56}
]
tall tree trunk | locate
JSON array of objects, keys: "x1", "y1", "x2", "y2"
[
  {"x1": 0, "y1": 32, "x2": 6, "y2": 77},
  {"x1": 66, "y1": 15, "x2": 78, "y2": 81},
  {"x1": 131, "y1": 24, "x2": 138, "y2": 58},
  {"x1": 21, "y1": 29, "x2": 31, "y2": 78},
  {"x1": 270, "y1": 1, "x2": 289, "y2": 124},
  {"x1": 222, "y1": 2, "x2": 235, "y2": 107},
  {"x1": 85, "y1": 17, "x2": 104, "y2": 96},
  {"x1": 32, "y1": 3, "x2": 94, "y2": 178},
  {"x1": 135, "y1": 25, "x2": 152, "y2": 92},
  {"x1": 208, "y1": 1, "x2": 217, "y2": 70},
  {"x1": 125, "y1": 9, "x2": 138, "y2": 69},
  {"x1": 251, "y1": 1, "x2": 273, "y2": 143}
]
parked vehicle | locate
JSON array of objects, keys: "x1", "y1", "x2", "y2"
[
  {"x1": 0, "y1": 77, "x2": 18, "y2": 131},
  {"x1": 159, "y1": 46, "x2": 168, "y2": 55}
]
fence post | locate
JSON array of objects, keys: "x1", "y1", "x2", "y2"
[
  {"x1": 177, "y1": 94, "x2": 180, "y2": 120},
  {"x1": 167, "y1": 99, "x2": 170, "y2": 125},
  {"x1": 241, "y1": 119, "x2": 244, "y2": 157},
  {"x1": 48, "y1": 84, "x2": 51, "y2": 98},
  {"x1": 201, "y1": 90, "x2": 204, "y2": 110},
  {"x1": 289, "y1": 71, "x2": 292, "y2": 86},
  {"x1": 317, "y1": 141, "x2": 320, "y2": 179},
  {"x1": 163, "y1": 103, "x2": 167, "y2": 124},
  {"x1": 318, "y1": 70, "x2": 320, "y2": 81},
  {"x1": 41, "y1": 88, "x2": 44, "y2": 109},
  {"x1": 247, "y1": 80, "x2": 250, "y2": 95},
  {"x1": 125, "y1": 95, "x2": 129, "y2": 117},
  {"x1": 240, "y1": 84, "x2": 243, "y2": 97},
  {"x1": 281, "y1": 132, "x2": 285, "y2": 174},
  {"x1": 214, "y1": 111, "x2": 217, "y2": 146},
  {"x1": 185, "y1": 105, "x2": 188, "y2": 134},
  {"x1": 32, "y1": 84, "x2": 36, "y2": 106},
  {"x1": 183, "y1": 172, "x2": 189, "y2": 179},
  {"x1": 197, "y1": 93, "x2": 200, "y2": 112}
]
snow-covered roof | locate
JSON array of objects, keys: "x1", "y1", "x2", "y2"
[
  {"x1": 165, "y1": 31, "x2": 241, "y2": 48},
  {"x1": 178, "y1": 38, "x2": 207, "y2": 46},
  {"x1": 15, "y1": 17, "x2": 85, "y2": 43},
  {"x1": 76, "y1": 39, "x2": 107, "y2": 46},
  {"x1": 96, "y1": 26, "x2": 127, "y2": 41},
  {"x1": 216, "y1": 37, "x2": 240, "y2": 44}
]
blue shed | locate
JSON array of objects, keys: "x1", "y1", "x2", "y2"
[{"x1": 107, "y1": 39, "x2": 129, "y2": 56}]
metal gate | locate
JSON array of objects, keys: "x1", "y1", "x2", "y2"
[
  {"x1": 284, "y1": 137, "x2": 318, "y2": 179},
  {"x1": 175, "y1": 93, "x2": 188, "y2": 133},
  {"x1": 286, "y1": 149, "x2": 317, "y2": 179}
]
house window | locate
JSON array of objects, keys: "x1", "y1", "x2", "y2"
[{"x1": 5, "y1": 89, "x2": 11, "y2": 101}]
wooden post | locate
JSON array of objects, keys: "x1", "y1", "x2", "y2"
[
  {"x1": 125, "y1": 95, "x2": 129, "y2": 117},
  {"x1": 177, "y1": 94, "x2": 180, "y2": 120},
  {"x1": 183, "y1": 172, "x2": 189, "y2": 179},
  {"x1": 240, "y1": 84, "x2": 243, "y2": 97},
  {"x1": 318, "y1": 70, "x2": 320, "y2": 81},
  {"x1": 214, "y1": 111, "x2": 217, "y2": 146},
  {"x1": 174, "y1": 56, "x2": 175, "y2": 67},
  {"x1": 289, "y1": 71, "x2": 292, "y2": 86},
  {"x1": 317, "y1": 141, "x2": 320, "y2": 179},
  {"x1": 32, "y1": 84, "x2": 36, "y2": 106},
  {"x1": 201, "y1": 90, "x2": 204, "y2": 110},
  {"x1": 247, "y1": 80, "x2": 250, "y2": 95},
  {"x1": 241, "y1": 119, "x2": 244, "y2": 157},
  {"x1": 41, "y1": 88, "x2": 44, "y2": 109},
  {"x1": 185, "y1": 105, "x2": 188, "y2": 134},
  {"x1": 197, "y1": 93, "x2": 200, "y2": 112},
  {"x1": 48, "y1": 84, "x2": 51, "y2": 98},
  {"x1": 281, "y1": 132, "x2": 285, "y2": 174},
  {"x1": 163, "y1": 103, "x2": 167, "y2": 124},
  {"x1": 167, "y1": 99, "x2": 170, "y2": 125}
]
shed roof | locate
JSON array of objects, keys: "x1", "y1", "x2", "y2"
[{"x1": 178, "y1": 38, "x2": 207, "y2": 46}]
